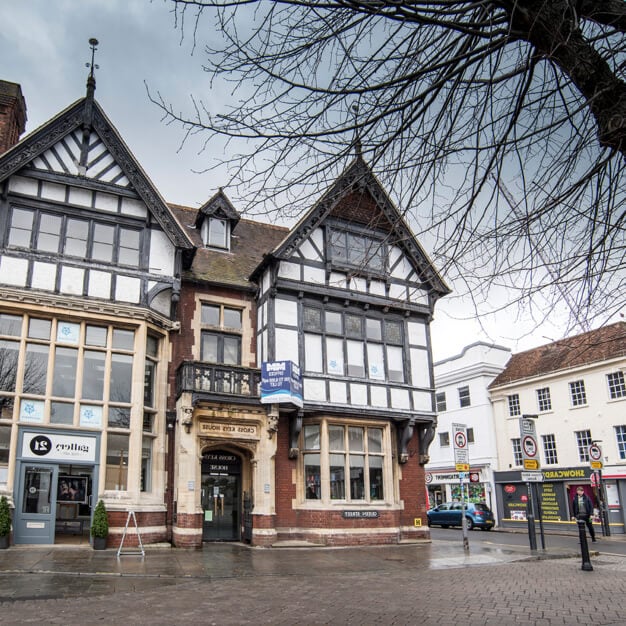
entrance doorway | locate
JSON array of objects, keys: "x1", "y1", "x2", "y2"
[{"x1": 201, "y1": 451, "x2": 241, "y2": 541}]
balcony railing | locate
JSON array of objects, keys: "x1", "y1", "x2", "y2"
[{"x1": 175, "y1": 361, "x2": 261, "y2": 401}]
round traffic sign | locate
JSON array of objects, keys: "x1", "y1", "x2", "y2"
[
  {"x1": 454, "y1": 431, "x2": 467, "y2": 448},
  {"x1": 589, "y1": 444, "x2": 602, "y2": 461},
  {"x1": 522, "y1": 435, "x2": 537, "y2": 457}
]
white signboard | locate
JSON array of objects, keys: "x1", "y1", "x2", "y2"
[
  {"x1": 21, "y1": 432, "x2": 97, "y2": 462},
  {"x1": 519, "y1": 417, "x2": 540, "y2": 470},
  {"x1": 452, "y1": 423, "x2": 469, "y2": 471}
]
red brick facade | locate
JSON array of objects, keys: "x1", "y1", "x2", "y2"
[{"x1": 0, "y1": 81, "x2": 26, "y2": 155}]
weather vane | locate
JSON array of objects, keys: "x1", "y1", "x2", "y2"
[{"x1": 85, "y1": 38, "x2": 99, "y2": 80}]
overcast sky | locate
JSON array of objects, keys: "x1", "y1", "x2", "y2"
[{"x1": 1, "y1": 0, "x2": 584, "y2": 362}]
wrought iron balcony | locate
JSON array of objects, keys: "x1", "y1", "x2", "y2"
[{"x1": 175, "y1": 361, "x2": 261, "y2": 402}]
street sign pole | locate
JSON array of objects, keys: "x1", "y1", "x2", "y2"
[
  {"x1": 452, "y1": 423, "x2": 470, "y2": 553},
  {"x1": 520, "y1": 415, "x2": 540, "y2": 552},
  {"x1": 589, "y1": 442, "x2": 610, "y2": 537}
]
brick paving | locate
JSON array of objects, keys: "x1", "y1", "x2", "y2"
[{"x1": 0, "y1": 542, "x2": 624, "y2": 625}]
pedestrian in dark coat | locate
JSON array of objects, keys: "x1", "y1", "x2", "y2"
[{"x1": 571, "y1": 486, "x2": 596, "y2": 541}]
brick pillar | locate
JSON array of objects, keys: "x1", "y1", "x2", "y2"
[{"x1": 0, "y1": 81, "x2": 27, "y2": 155}]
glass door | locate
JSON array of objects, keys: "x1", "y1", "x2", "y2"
[
  {"x1": 14, "y1": 464, "x2": 58, "y2": 544},
  {"x1": 201, "y1": 474, "x2": 240, "y2": 541}
]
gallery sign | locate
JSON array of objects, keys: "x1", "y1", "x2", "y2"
[
  {"x1": 21, "y1": 431, "x2": 97, "y2": 462},
  {"x1": 260, "y1": 361, "x2": 303, "y2": 408}
]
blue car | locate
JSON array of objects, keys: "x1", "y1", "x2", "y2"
[{"x1": 427, "y1": 501, "x2": 495, "y2": 530}]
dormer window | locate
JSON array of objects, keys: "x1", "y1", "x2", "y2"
[{"x1": 203, "y1": 217, "x2": 229, "y2": 250}]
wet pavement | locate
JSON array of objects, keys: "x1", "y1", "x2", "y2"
[{"x1": 0, "y1": 537, "x2": 625, "y2": 624}]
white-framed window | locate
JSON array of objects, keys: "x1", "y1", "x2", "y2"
[
  {"x1": 607, "y1": 372, "x2": 626, "y2": 400},
  {"x1": 511, "y1": 438, "x2": 522, "y2": 466},
  {"x1": 536, "y1": 387, "x2": 552, "y2": 412},
  {"x1": 569, "y1": 380, "x2": 587, "y2": 407},
  {"x1": 508, "y1": 394, "x2": 521, "y2": 417},
  {"x1": 458, "y1": 385, "x2": 471, "y2": 408},
  {"x1": 615, "y1": 425, "x2": 626, "y2": 460},
  {"x1": 435, "y1": 392, "x2": 447, "y2": 412},
  {"x1": 467, "y1": 427, "x2": 475, "y2": 444},
  {"x1": 542, "y1": 434, "x2": 558, "y2": 465},
  {"x1": 575, "y1": 430, "x2": 593, "y2": 462},
  {"x1": 302, "y1": 420, "x2": 389, "y2": 503},
  {"x1": 203, "y1": 217, "x2": 229, "y2": 249},
  {"x1": 439, "y1": 432, "x2": 450, "y2": 447}
]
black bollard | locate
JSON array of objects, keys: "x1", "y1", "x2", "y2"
[{"x1": 577, "y1": 518, "x2": 593, "y2": 571}]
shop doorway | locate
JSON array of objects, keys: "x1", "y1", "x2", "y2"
[
  {"x1": 201, "y1": 451, "x2": 241, "y2": 541},
  {"x1": 14, "y1": 463, "x2": 94, "y2": 545}
]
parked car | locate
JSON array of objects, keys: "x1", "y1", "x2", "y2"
[{"x1": 427, "y1": 501, "x2": 495, "y2": 530}]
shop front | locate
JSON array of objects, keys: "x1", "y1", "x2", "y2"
[
  {"x1": 494, "y1": 467, "x2": 624, "y2": 534},
  {"x1": 14, "y1": 428, "x2": 100, "y2": 544},
  {"x1": 426, "y1": 467, "x2": 492, "y2": 510}
]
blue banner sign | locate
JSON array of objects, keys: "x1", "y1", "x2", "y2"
[{"x1": 260, "y1": 361, "x2": 303, "y2": 408}]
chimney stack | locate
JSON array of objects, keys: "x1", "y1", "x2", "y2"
[{"x1": 0, "y1": 80, "x2": 27, "y2": 155}]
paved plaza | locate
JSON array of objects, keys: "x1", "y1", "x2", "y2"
[{"x1": 0, "y1": 539, "x2": 625, "y2": 625}]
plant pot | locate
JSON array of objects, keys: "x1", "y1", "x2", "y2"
[
  {"x1": 92, "y1": 536, "x2": 107, "y2": 550},
  {"x1": 0, "y1": 535, "x2": 8, "y2": 549}
]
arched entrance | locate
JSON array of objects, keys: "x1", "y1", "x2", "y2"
[{"x1": 200, "y1": 449, "x2": 242, "y2": 541}]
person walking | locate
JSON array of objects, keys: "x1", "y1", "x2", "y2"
[{"x1": 571, "y1": 486, "x2": 596, "y2": 542}]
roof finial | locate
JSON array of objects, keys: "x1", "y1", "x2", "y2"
[
  {"x1": 85, "y1": 38, "x2": 99, "y2": 98},
  {"x1": 351, "y1": 103, "x2": 362, "y2": 157}
]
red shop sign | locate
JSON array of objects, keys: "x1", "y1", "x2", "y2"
[{"x1": 504, "y1": 485, "x2": 516, "y2": 493}]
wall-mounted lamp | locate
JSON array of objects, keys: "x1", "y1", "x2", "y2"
[{"x1": 166, "y1": 411, "x2": 177, "y2": 431}]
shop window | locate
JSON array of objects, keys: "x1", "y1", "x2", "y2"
[
  {"x1": 607, "y1": 372, "x2": 626, "y2": 400},
  {"x1": 511, "y1": 438, "x2": 522, "y2": 466},
  {"x1": 110, "y1": 353, "x2": 133, "y2": 403},
  {"x1": 105, "y1": 433, "x2": 129, "y2": 490},
  {"x1": 542, "y1": 434, "x2": 558, "y2": 464},
  {"x1": 615, "y1": 426, "x2": 626, "y2": 460},
  {"x1": 435, "y1": 392, "x2": 446, "y2": 412},
  {"x1": 302, "y1": 421, "x2": 387, "y2": 503},
  {"x1": 536, "y1": 387, "x2": 552, "y2": 412},
  {"x1": 575, "y1": 430, "x2": 592, "y2": 462},
  {"x1": 569, "y1": 380, "x2": 587, "y2": 407},
  {"x1": 507, "y1": 394, "x2": 520, "y2": 417},
  {"x1": 141, "y1": 436, "x2": 152, "y2": 492},
  {"x1": 0, "y1": 425, "x2": 10, "y2": 484}
]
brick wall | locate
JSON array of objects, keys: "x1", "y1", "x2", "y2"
[
  {"x1": 0, "y1": 81, "x2": 26, "y2": 155},
  {"x1": 105, "y1": 510, "x2": 168, "y2": 548}
]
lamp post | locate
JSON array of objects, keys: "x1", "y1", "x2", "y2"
[{"x1": 590, "y1": 440, "x2": 611, "y2": 537}]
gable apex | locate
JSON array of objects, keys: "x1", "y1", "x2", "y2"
[
  {"x1": 253, "y1": 156, "x2": 450, "y2": 297},
  {"x1": 195, "y1": 189, "x2": 241, "y2": 230},
  {"x1": 0, "y1": 96, "x2": 193, "y2": 252}
]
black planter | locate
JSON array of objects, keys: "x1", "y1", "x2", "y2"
[
  {"x1": 92, "y1": 536, "x2": 107, "y2": 550},
  {"x1": 0, "y1": 535, "x2": 8, "y2": 549}
]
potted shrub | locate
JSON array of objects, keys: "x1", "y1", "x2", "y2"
[
  {"x1": 0, "y1": 496, "x2": 11, "y2": 549},
  {"x1": 91, "y1": 499, "x2": 109, "y2": 550}
]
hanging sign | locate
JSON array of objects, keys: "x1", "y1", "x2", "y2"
[{"x1": 260, "y1": 361, "x2": 303, "y2": 407}]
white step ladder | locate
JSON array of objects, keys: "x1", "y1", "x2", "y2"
[{"x1": 117, "y1": 510, "x2": 145, "y2": 557}]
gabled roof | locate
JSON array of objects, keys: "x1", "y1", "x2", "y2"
[
  {"x1": 489, "y1": 322, "x2": 626, "y2": 388},
  {"x1": 249, "y1": 156, "x2": 450, "y2": 297},
  {"x1": 195, "y1": 189, "x2": 241, "y2": 230},
  {"x1": 0, "y1": 95, "x2": 194, "y2": 253},
  {"x1": 170, "y1": 203, "x2": 288, "y2": 289}
]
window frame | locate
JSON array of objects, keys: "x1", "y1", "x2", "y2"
[
  {"x1": 435, "y1": 392, "x2": 447, "y2": 412},
  {"x1": 615, "y1": 425, "x2": 626, "y2": 460},
  {"x1": 542, "y1": 433, "x2": 558, "y2": 465},
  {"x1": 439, "y1": 432, "x2": 450, "y2": 447},
  {"x1": 536, "y1": 387, "x2": 552, "y2": 412},
  {"x1": 301, "y1": 419, "x2": 390, "y2": 505},
  {"x1": 568, "y1": 380, "x2": 587, "y2": 407},
  {"x1": 458, "y1": 385, "x2": 471, "y2": 408},
  {"x1": 199, "y1": 303, "x2": 243, "y2": 366},
  {"x1": 6, "y1": 205, "x2": 142, "y2": 268},
  {"x1": 607, "y1": 372, "x2": 626, "y2": 400},
  {"x1": 327, "y1": 224, "x2": 387, "y2": 275},
  {"x1": 302, "y1": 305, "x2": 406, "y2": 383},
  {"x1": 511, "y1": 438, "x2": 522, "y2": 466},
  {"x1": 575, "y1": 430, "x2": 593, "y2": 462},
  {"x1": 507, "y1": 394, "x2": 521, "y2": 417}
]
